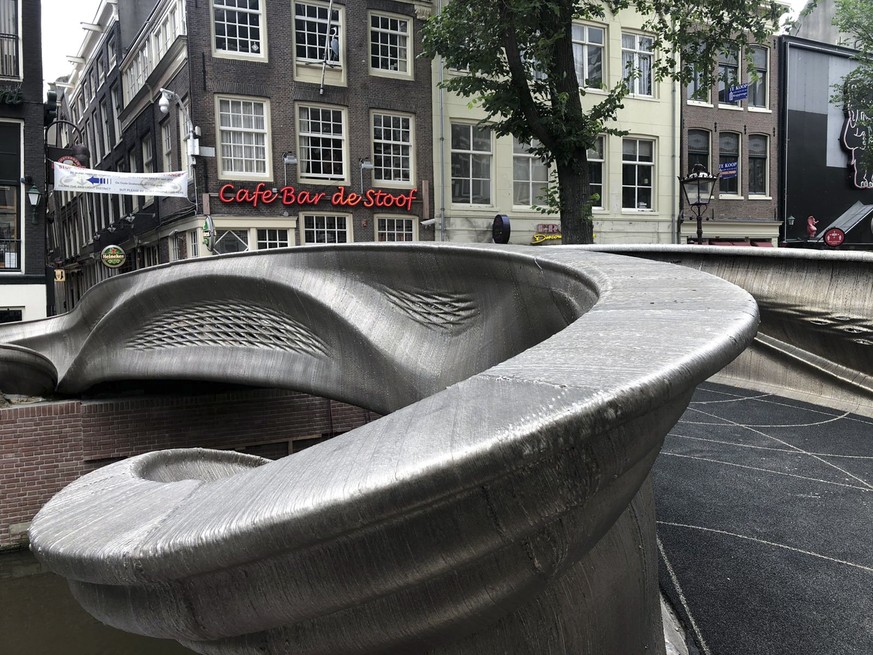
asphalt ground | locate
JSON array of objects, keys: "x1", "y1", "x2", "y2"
[{"x1": 654, "y1": 382, "x2": 873, "y2": 655}]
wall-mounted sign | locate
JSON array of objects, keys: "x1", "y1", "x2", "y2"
[
  {"x1": 727, "y1": 83, "x2": 748, "y2": 103},
  {"x1": 101, "y1": 245, "x2": 126, "y2": 268},
  {"x1": 531, "y1": 233, "x2": 562, "y2": 245},
  {"x1": 54, "y1": 269, "x2": 66, "y2": 282},
  {"x1": 492, "y1": 214, "x2": 510, "y2": 244},
  {"x1": 57, "y1": 154, "x2": 85, "y2": 168},
  {"x1": 719, "y1": 161, "x2": 738, "y2": 179},
  {"x1": 841, "y1": 109, "x2": 873, "y2": 189},
  {"x1": 218, "y1": 183, "x2": 417, "y2": 212},
  {"x1": 823, "y1": 227, "x2": 845, "y2": 247},
  {"x1": 0, "y1": 85, "x2": 23, "y2": 105},
  {"x1": 202, "y1": 215, "x2": 215, "y2": 253},
  {"x1": 536, "y1": 223, "x2": 560, "y2": 234},
  {"x1": 54, "y1": 161, "x2": 189, "y2": 197}
]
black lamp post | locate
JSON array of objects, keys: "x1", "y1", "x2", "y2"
[
  {"x1": 679, "y1": 163, "x2": 719, "y2": 244},
  {"x1": 26, "y1": 185, "x2": 43, "y2": 225}
]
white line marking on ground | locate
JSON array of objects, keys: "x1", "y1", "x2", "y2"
[
  {"x1": 658, "y1": 521, "x2": 873, "y2": 573},
  {"x1": 660, "y1": 452, "x2": 871, "y2": 491},
  {"x1": 667, "y1": 434, "x2": 873, "y2": 459},
  {"x1": 657, "y1": 536, "x2": 713, "y2": 655}
]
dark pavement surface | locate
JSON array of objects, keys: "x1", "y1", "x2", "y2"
[{"x1": 655, "y1": 382, "x2": 873, "y2": 655}]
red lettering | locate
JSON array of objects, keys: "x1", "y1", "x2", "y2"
[
  {"x1": 281, "y1": 186, "x2": 297, "y2": 205},
  {"x1": 219, "y1": 184, "x2": 235, "y2": 202},
  {"x1": 297, "y1": 190, "x2": 326, "y2": 205},
  {"x1": 262, "y1": 187, "x2": 278, "y2": 204},
  {"x1": 236, "y1": 187, "x2": 254, "y2": 204},
  {"x1": 331, "y1": 186, "x2": 346, "y2": 205},
  {"x1": 402, "y1": 188, "x2": 417, "y2": 211}
]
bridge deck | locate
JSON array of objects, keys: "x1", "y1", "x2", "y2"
[{"x1": 656, "y1": 382, "x2": 873, "y2": 655}]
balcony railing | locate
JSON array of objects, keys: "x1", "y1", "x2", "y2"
[
  {"x1": 0, "y1": 33, "x2": 19, "y2": 79},
  {"x1": 0, "y1": 238, "x2": 20, "y2": 269}
]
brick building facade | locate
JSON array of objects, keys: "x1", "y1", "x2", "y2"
[{"x1": 0, "y1": 388, "x2": 375, "y2": 549}]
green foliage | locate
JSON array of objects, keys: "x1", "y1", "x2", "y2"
[{"x1": 422, "y1": 0, "x2": 786, "y2": 243}]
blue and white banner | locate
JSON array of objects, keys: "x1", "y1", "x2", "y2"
[{"x1": 53, "y1": 161, "x2": 189, "y2": 197}]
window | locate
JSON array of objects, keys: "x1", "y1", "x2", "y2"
[
  {"x1": 622, "y1": 138, "x2": 654, "y2": 210},
  {"x1": 749, "y1": 46, "x2": 768, "y2": 109},
  {"x1": 748, "y1": 134, "x2": 768, "y2": 195},
  {"x1": 298, "y1": 104, "x2": 345, "y2": 181},
  {"x1": 214, "y1": 229, "x2": 250, "y2": 254},
  {"x1": 257, "y1": 228, "x2": 289, "y2": 249},
  {"x1": 295, "y1": 2, "x2": 341, "y2": 65},
  {"x1": 0, "y1": 1, "x2": 19, "y2": 78},
  {"x1": 622, "y1": 33, "x2": 653, "y2": 97},
  {"x1": 588, "y1": 137, "x2": 604, "y2": 209},
  {"x1": 161, "y1": 121, "x2": 173, "y2": 171},
  {"x1": 572, "y1": 24, "x2": 604, "y2": 89},
  {"x1": 96, "y1": 56, "x2": 105, "y2": 87},
  {"x1": 512, "y1": 138, "x2": 548, "y2": 207},
  {"x1": 111, "y1": 85, "x2": 122, "y2": 145},
  {"x1": 686, "y1": 44, "x2": 709, "y2": 103},
  {"x1": 213, "y1": 0, "x2": 264, "y2": 56},
  {"x1": 451, "y1": 123, "x2": 491, "y2": 205},
  {"x1": 217, "y1": 96, "x2": 270, "y2": 178},
  {"x1": 128, "y1": 149, "x2": 140, "y2": 211},
  {"x1": 687, "y1": 129, "x2": 710, "y2": 171},
  {"x1": 188, "y1": 229, "x2": 200, "y2": 257},
  {"x1": 0, "y1": 183, "x2": 19, "y2": 269},
  {"x1": 719, "y1": 132, "x2": 740, "y2": 194},
  {"x1": 372, "y1": 112, "x2": 412, "y2": 184},
  {"x1": 717, "y1": 47, "x2": 739, "y2": 106},
  {"x1": 302, "y1": 214, "x2": 349, "y2": 244},
  {"x1": 370, "y1": 12, "x2": 410, "y2": 76},
  {"x1": 100, "y1": 99, "x2": 111, "y2": 155},
  {"x1": 142, "y1": 135, "x2": 154, "y2": 174},
  {"x1": 377, "y1": 217, "x2": 415, "y2": 241},
  {"x1": 108, "y1": 35, "x2": 117, "y2": 69}
]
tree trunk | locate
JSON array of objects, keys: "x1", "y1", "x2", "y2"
[{"x1": 558, "y1": 163, "x2": 594, "y2": 244}]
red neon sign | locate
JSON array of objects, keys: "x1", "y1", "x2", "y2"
[{"x1": 219, "y1": 183, "x2": 417, "y2": 212}]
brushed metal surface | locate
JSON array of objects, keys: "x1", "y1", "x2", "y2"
[
  {"x1": 586, "y1": 246, "x2": 873, "y2": 416},
  {"x1": 7, "y1": 244, "x2": 759, "y2": 654}
]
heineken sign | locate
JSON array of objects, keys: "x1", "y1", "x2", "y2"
[{"x1": 101, "y1": 245, "x2": 126, "y2": 269}]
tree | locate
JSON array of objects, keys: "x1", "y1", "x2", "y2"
[{"x1": 422, "y1": 1, "x2": 786, "y2": 244}]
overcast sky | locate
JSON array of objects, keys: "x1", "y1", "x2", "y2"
[
  {"x1": 41, "y1": 0, "x2": 102, "y2": 84},
  {"x1": 41, "y1": 0, "x2": 811, "y2": 86}
]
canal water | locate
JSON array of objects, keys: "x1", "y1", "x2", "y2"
[{"x1": 0, "y1": 549, "x2": 195, "y2": 654}]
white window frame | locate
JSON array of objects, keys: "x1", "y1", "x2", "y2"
[
  {"x1": 717, "y1": 47, "x2": 741, "y2": 107},
  {"x1": 297, "y1": 103, "x2": 348, "y2": 184},
  {"x1": 111, "y1": 85, "x2": 123, "y2": 145},
  {"x1": 622, "y1": 33, "x2": 653, "y2": 97},
  {"x1": 213, "y1": 228, "x2": 251, "y2": 254},
  {"x1": 748, "y1": 45, "x2": 769, "y2": 110},
  {"x1": 718, "y1": 131, "x2": 741, "y2": 197},
  {"x1": 572, "y1": 23, "x2": 605, "y2": 90},
  {"x1": 211, "y1": 0, "x2": 267, "y2": 61},
  {"x1": 587, "y1": 136, "x2": 605, "y2": 210},
  {"x1": 293, "y1": 1, "x2": 346, "y2": 86},
  {"x1": 376, "y1": 215, "x2": 417, "y2": 242},
  {"x1": 216, "y1": 95, "x2": 272, "y2": 181},
  {"x1": 512, "y1": 137, "x2": 549, "y2": 208},
  {"x1": 748, "y1": 134, "x2": 769, "y2": 196},
  {"x1": 621, "y1": 138, "x2": 655, "y2": 211},
  {"x1": 368, "y1": 11, "x2": 412, "y2": 79},
  {"x1": 256, "y1": 228, "x2": 290, "y2": 249},
  {"x1": 188, "y1": 228, "x2": 200, "y2": 258},
  {"x1": 371, "y1": 111, "x2": 414, "y2": 187},
  {"x1": 301, "y1": 213, "x2": 352, "y2": 244},
  {"x1": 161, "y1": 120, "x2": 173, "y2": 171},
  {"x1": 450, "y1": 122, "x2": 492, "y2": 206}
]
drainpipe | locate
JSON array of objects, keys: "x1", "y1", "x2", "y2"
[{"x1": 437, "y1": 0, "x2": 447, "y2": 242}]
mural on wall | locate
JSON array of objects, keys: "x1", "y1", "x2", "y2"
[
  {"x1": 841, "y1": 109, "x2": 873, "y2": 189},
  {"x1": 782, "y1": 38, "x2": 873, "y2": 248}
]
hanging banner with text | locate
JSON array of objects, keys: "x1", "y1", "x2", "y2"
[{"x1": 53, "y1": 161, "x2": 189, "y2": 197}]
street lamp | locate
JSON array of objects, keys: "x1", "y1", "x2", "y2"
[
  {"x1": 360, "y1": 157, "x2": 374, "y2": 195},
  {"x1": 679, "y1": 163, "x2": 719, "y2": 244},
  {"x1": 158, "y1": 88, "x2": 199, "y2": 168},
  {"x1": 27, "y1": 185, "x2": 43, "y2": 225}
]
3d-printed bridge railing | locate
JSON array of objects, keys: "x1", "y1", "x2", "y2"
[{"x1": 7, "y1": 245, "x2": 758, "y2": 654}]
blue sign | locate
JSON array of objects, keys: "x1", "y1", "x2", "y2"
[
  {"x1": 728, "y1": 83, "x2": 749, "y2": 102},
  {"x1": 719, "y1": 161, "x2": 738, "y2": 178}
]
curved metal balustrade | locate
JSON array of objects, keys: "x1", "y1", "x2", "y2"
[
  {"x1": 2, "y1": 244, "x2": 759, "y2": 654},
  {"x1": 586, "y1": 246, "x2": 873, "y2": 417}
]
